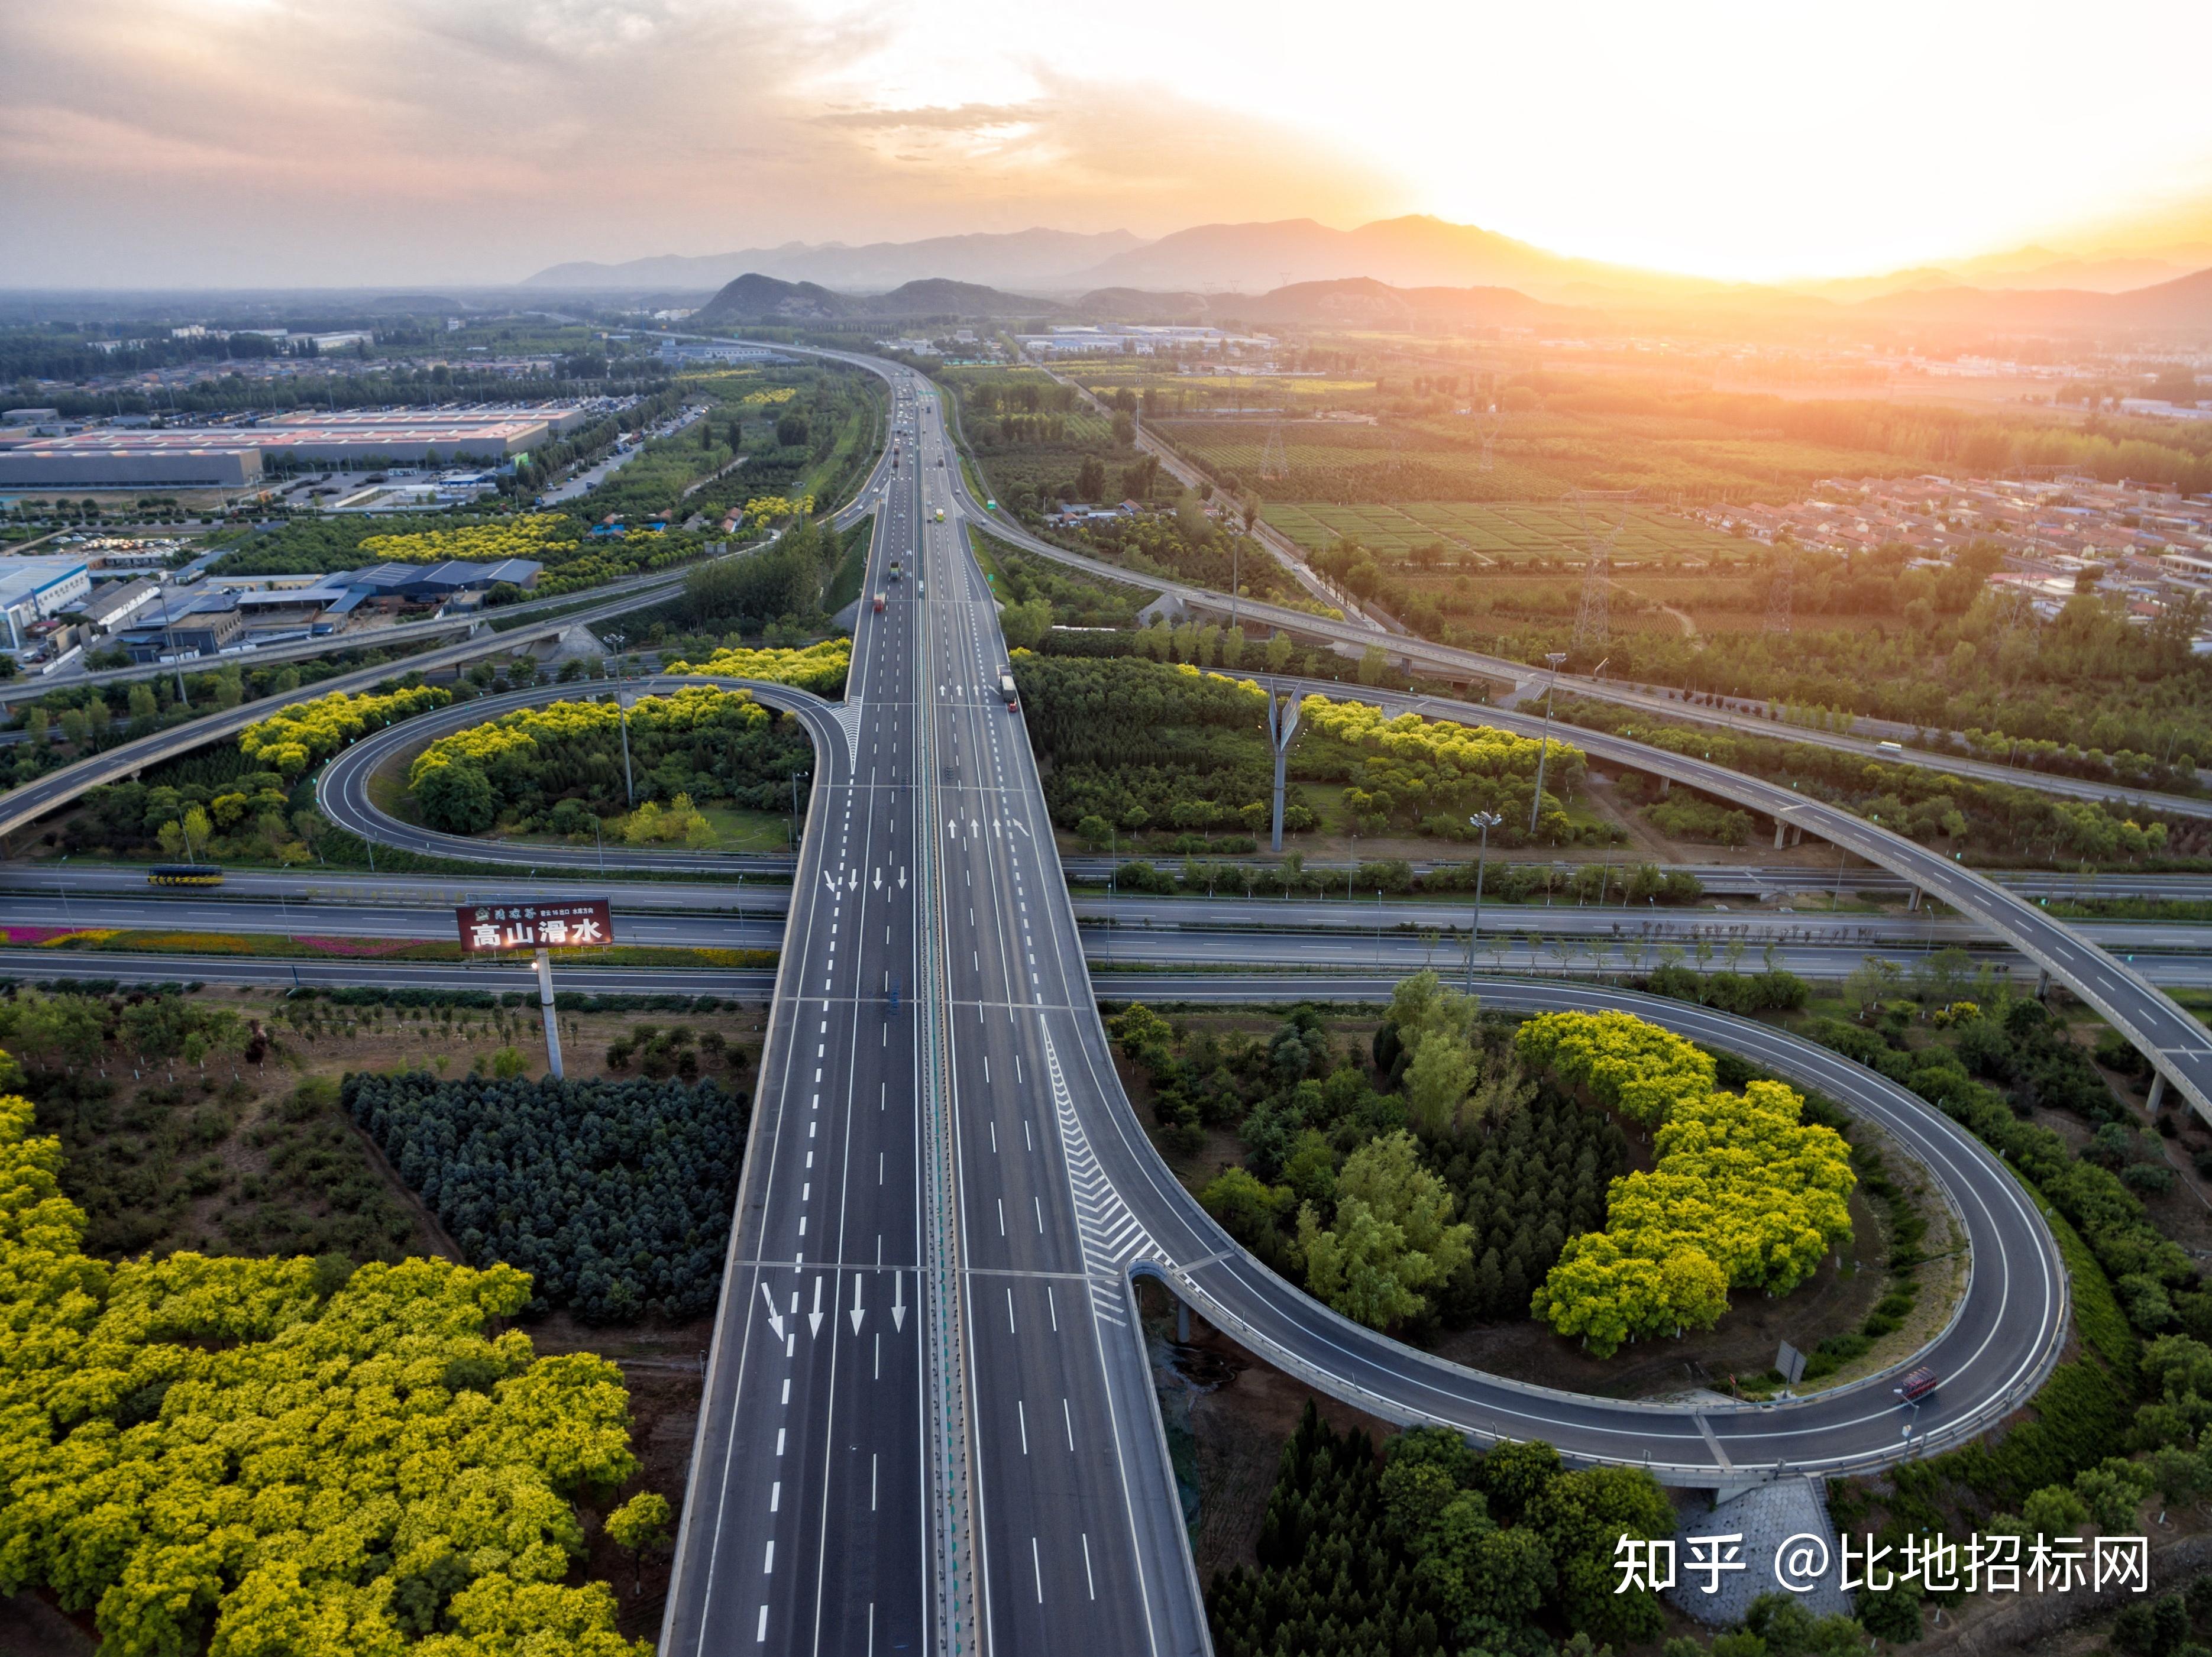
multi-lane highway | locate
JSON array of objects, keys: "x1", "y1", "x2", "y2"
[
  {"x1": 660, "y1": 373, "x2": 1207, "y2": 1656},
  {"x1": 15, "y1": 888, "x2": 2212, "y2": 989}
]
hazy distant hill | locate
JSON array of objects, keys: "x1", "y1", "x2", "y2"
[
  {"x1": 693, "y1": 273, "x2": 1061, "y2": 323},
  {"x1": 1855, "y1": 264, "x2": 2212, "y2": 329},
  {"x1": 1066, "y1": 215, "x2": 1712, "y2": 303},
  {"x1": 1073, "y1": 287, "x2": 1220, "y2": 322},
  {"x1": 1221, "y1": 277, "x2": 1577, "y2": 329},
  {"x1": 527, "y1": 228, "x2": 1141, "y2": 292}
]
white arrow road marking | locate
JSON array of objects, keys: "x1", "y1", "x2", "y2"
[
  {"x1": 899, "y1": 868, "x2": 907, "y2": 890},
  {"x1": 849, "y1": 868, "x2": 859, "y2": 890},
  {"x1": 1009, "y1": 819, "x2": 1030, "y2": 837},
  {"x1": 874, "y1": 868, "x2": 882, "y2": 891},
  {"x1": 809, "y1": 1274, "x2": 825, "y2": 1338},
  {"x1": 822, "y1": 870, "x2": 840, "y2": 895},
  {"x1": 850, "y1": 1276, "x2": 865, "y2": 1334},
  {"x1": 760, "y1": 1283, "x2": 785, "y2": 1341},
  {"x1": 892, "y1": 1272, "x2": 907, "y2": 1331}
]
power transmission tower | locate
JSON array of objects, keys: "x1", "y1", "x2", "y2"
[
  {"x1": 1569, "y1": 490, "x2": 1631, "y2": 655},
  {"x1": 1764, "y1": 550, "x2": 1794, "y2": 635},
  {"x1": 1259, "y1": 423, "x2": 1288, "y2": 482}
]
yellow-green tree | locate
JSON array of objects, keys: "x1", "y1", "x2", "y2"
[
  {"x1": 1518, "y1": 1013, "x2": 1854, "y2": 1355},
  {"x1": 240, "y1": 685, "x2": 453, "y2": 776},
  {"x1": 0, "y1": 1057, "x2": 651, "y2": 1656}
]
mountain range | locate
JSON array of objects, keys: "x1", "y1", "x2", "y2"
[
  {"x1": 685, "y1": 266, "x2": 2212, "y2": 335},
  {"x1": 527, "y1": 213, "x2": 2212, "y2": 310},
  {"x1": 530, "y1": 228, "x2": 1141, "y2": 294},
  {"x1": 688, "y1": 270, "x2": 1592, "y2": 331}
]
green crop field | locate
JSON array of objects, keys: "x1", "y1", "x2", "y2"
[
  {"x1": 1264, "y1": 498, "x2": 1745, "y2": 565},
  {"x1": 1157, "y1": 405, "x2": 1929, "y2": 507}
]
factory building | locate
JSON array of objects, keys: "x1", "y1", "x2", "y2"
[
  {"x1": 0, "y1": 446, "x2": 264, "y2": 490},
  {"x1": 0, "y1": 558, "x2": 93, "y2": 650},
  {"x1": 0, "y1": 404, "x2": 602, "y2": 489}
]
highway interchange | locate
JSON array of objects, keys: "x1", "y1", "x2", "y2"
[{"x1": 0, "y1": 347, "x2": 2201, "y2": 1653}]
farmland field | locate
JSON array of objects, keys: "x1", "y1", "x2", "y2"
[
  {"x1": 1071, "y1": 367, "x2": 1379, "y2": 412},
  {"x1": 1263, "y1": 498, "x2": 1746, "y2": 566},
  {"x1": 1157, "y1": 408, "x2": 1927, "y2": 506}
]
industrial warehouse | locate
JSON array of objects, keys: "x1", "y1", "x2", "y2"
[{"x1": 0, "y1": 403, "x2": 599, "y2": 490}]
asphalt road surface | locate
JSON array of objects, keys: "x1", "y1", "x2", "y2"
[
  {"x1": 657, "y1": 368, "x2": 1209, "y2": 1657},
  {"x1": 14, "y1": 891, "x2": 2212, "y2": 990}
]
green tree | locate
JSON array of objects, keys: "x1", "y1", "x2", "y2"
[
  {"x1": 1527, "y1": 1467, "x2": 1677, "y2": 1644},
  {"x1": 604, "y1": 1490, "x2": 673, "y2": 1594},
  {"x1": 1000, "y1": 597, "x2": 1053, "y2": 651},
  {"x1": 416, "y1": 762, "x2": 497, "y2": 834},
  {"x1": 1298, "y1": 1132, "x2": 1473, "y2": 1331}
]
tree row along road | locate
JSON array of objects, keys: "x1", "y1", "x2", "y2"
[{"x1": 14, "y1": 857, "x2": 2212, "y2": 907}]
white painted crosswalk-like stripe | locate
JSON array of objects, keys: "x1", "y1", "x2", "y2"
[{"x1": 1036, "y1": 1018, "x2": 1159, "y2": 1328}]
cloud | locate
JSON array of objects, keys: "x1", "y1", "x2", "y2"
[
  {"x1": 815, "y1": 102, "x2": 1041, "y2": 132},
  {"x1": 0, "y1": 2, "x2": 1399, "y2": 284},
  {"x1": 5, "y1": 0, "x2": 2210, "y2": 288}
]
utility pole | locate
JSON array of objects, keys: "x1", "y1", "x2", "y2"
[
  {"x1": 603, "y1": 632, "x2": 633, "y2": 806},
  {"x1": 1266, "y1": 682, "x2": 1302, "y2": 853},
  {"x1": 1466, "y1": 811, "x2": 1501, "y2": 993},
  {"x1": 534, "y1": 948, "x2": 565, "y2": 1079},
  {"x1": 1527, "y1": 652, "x2": 1568, "y2": 837}
]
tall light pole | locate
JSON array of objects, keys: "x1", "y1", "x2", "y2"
[
  {"x1": 1527, "y1": 651, "x2": 1569, "y2": 837},
  {"x1": 603, "y1": 631, "x2": 635, "y2": 807},
  {"x1": 1466, "y1": 811, "x2": 1502, "y2": 993}
]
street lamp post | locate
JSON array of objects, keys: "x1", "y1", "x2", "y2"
[
  {"x1": 1527, "y1": 651, "x2": 1569, "y2": 837},
  {"x1": 603, "y1": 633, "x2": 635, "y2": 807},
  {"x1": 1466, "y1": 811, "x2": 1502, "y2": 993}
]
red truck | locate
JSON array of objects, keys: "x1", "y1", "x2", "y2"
[
  {"x1": 873, "y1": 592, "x2": 887, "y2": 613},
  {"x1": 1896, "y1": 1367, "x2": 1939, "y2": 1404}
]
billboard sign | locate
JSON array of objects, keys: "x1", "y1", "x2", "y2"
[{"x1": 455, "y1": 898, "x2": 612, "y2": 953}]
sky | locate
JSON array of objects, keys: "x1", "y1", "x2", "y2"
[{"x1": 5, "y1": 0, "x2": 2212, "y2": 289}]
